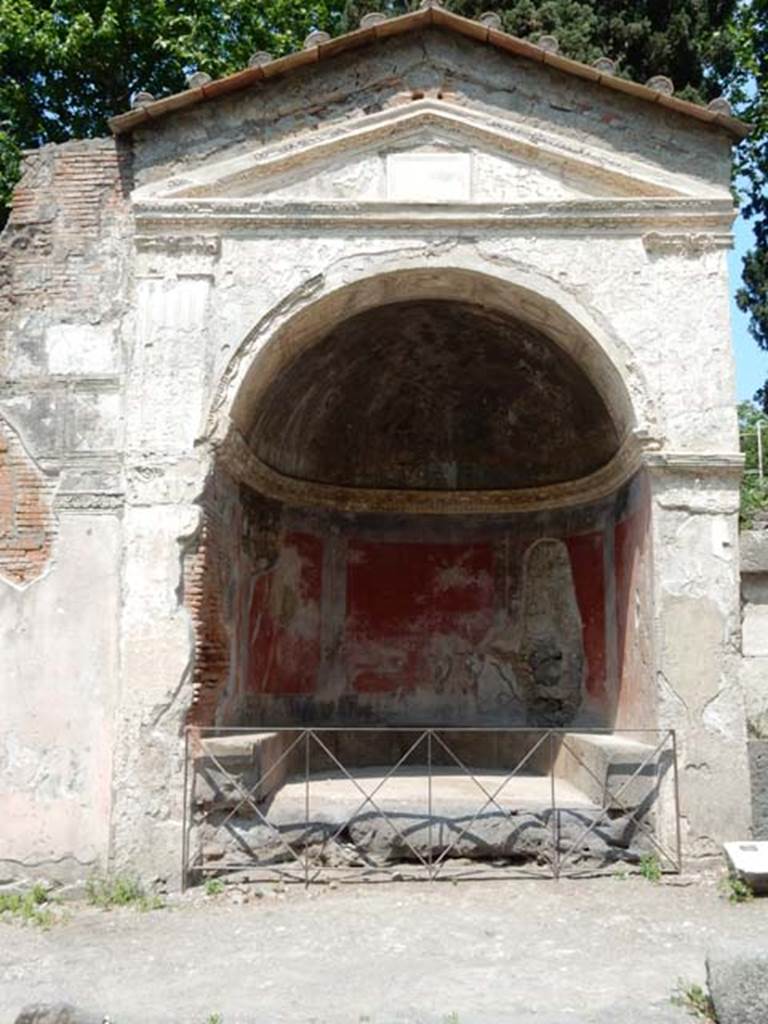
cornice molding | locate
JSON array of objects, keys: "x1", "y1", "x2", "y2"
[
  {"x1": 217, "y1": 429, "x2": 642, "y2": 514},
  {"x1": 132, "y1": 197, "x2": 736, "y2": 237},
  {"x1": 642, "y1": 451, "x2": 744, "y2": 475}
]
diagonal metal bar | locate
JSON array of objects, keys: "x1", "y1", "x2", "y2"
[
  {"x1": 199, "y1": 739, "x2": 308, "y2": 872},
  {"x1": 428, "y1": 733, "x2": 552, "y2": 876},
  {"x1": 308, "y1": 730, "x2": 433, "y2": 871},
  {"x1": 556, "y1": 732, "x2": 677, "y2": 873},
  {"x1": 431, "y1": 729, "x2": 551, "y2": 817},
  {"x1": 556, "y1": 733, "x2": 678, "y2": 870},
  {"x1": 303, "y1": 729, "x2": 432, "y2": 879},
  {"x1": 203, "y1": 729, "x2": 307, "y2": 836},
  {"x1": 205, "y1": 778, "x2": 306, "y2": 871},
  {"x1": 429, "y1": 730, "x2": 553, "y2": 876},
  {"x1": 306, "y1": 731, "x2": 431, "y2": 874},
  {"x1": 555, "y1": 737, "x2": 674, "y2": 873}
]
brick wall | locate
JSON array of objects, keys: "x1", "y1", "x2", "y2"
[
  {"x1": 184, "y1": 518, "x2": 232, "y2": 727},
  {"x1": 0, "y1": 137, "x2": 131, "y2": 353},
  {"x1": 0, "y1": 417, "x2": 56, "y2": 585}
]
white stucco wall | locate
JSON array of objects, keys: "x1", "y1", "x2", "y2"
[{"x1": 0, "y1": 25, "x2": 751, "y2": 882}]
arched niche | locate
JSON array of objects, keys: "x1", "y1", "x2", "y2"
[
  {"x1": 248, "y1": 299, "x2": 620, "y2": 493},
  {"x1": 187, "y1": 268, "x2": 653, "y2": 745},
  {"x1": 220, "y1": 264, "x2": 642, "y2": 454}
]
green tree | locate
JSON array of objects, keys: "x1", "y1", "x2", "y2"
[
  {"x1": 730, "y1": 2, "x2": 768, "y2": 412},
  {"x1": 342, "y1": 0, "x2": 739, "y2": 102},
  {"x1": 0, "y1": 0, "x2": 764, "y2": 392},
  {"x1": 739, "y1": 401, "x2": 768, "y2": 526},
  {"x1": 0, "y1": 0, "x2": 341, "y2": 219}
]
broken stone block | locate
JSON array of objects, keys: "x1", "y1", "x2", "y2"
[
  {"x1": 723, "y1": 839, "x2": 768, "y2": 894},
  {"x1": 748, "y1": 741, "x2": 768, "y2": 839},
  {"x1": 707, "y1": 947, "x2": 768, "y2": 1024},
  {"x1": 14, "y1": 1005, "x2": 103, "y2": 1024}
]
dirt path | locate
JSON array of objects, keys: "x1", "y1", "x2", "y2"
[{"x1": 1, "y1": 870, "x2": 765, "y2": 1024}]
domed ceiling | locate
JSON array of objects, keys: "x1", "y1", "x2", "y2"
[{"x1": 248, "y1": 300, "x2": 619, "y2": 491}]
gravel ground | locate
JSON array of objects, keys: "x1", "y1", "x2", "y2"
[{"x1": 1, "y1": 867, "x2": 766, "y2": 1024}]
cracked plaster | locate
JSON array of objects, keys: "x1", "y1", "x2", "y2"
[{"x1": 0, "y1": 26, "x2": 753, "y2": 881}]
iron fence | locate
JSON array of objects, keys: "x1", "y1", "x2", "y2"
[
  {"x1": 182, "y1": 726, "x2": 680, "y2": 889},
  {"x1": 741, "y1": 422, "x2": 765, "y2": 483}
]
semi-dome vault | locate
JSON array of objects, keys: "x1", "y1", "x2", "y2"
[
  {"x1": 0, "y1": 3, "x2": 753, "y2": 887},
  {"x1": 248, "y1": 298, "x2": 620, "y2": 491}
]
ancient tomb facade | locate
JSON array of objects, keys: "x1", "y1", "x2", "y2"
[{"x1": 0, "y1": 9, "x2": 752, "y2": 883}]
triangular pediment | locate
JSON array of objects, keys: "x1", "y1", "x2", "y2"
[{"x1": 134, "y1": 100, "x2": 692, "y2": 206}]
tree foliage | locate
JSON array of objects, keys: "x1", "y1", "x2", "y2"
[
  {"x1": 0, "y1": 0, "x2": 764, "y2": 395},
  {"x1": 739, "y1": 401, "x2": 768, "y2": 526},
  {"x1": 0, "y1": 0, "x2": 341, "y2": 214},
  {"x1": 730, "y1": 2, "x2": 768, "y2": 412}
]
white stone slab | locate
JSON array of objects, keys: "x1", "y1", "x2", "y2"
[
  {"x1": 743, "y1": 605, "x2": 768, "y2": 658},
  {"x1": 724, "y1": 840, "x2": 768, "y2": 893},
  {"x1": 386, "y1": 151, "x2": 471, "y2": 202},
  {"x1": 46, "y1": 323, "x2": 118, "y2": 375}
]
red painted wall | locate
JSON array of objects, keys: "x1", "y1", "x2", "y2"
[
  {"x1": 346, "y1": 540, "x2": 495, "y2": 695},
  {"x1": 565, "y1": 533, "x2": 606, "y2": 699},
  {"x1": 247, "y1": 532, "x2": 323, "y2": 695},
  {"x1": 240, "y1": 518, "x2": 635, "y2": 724}
]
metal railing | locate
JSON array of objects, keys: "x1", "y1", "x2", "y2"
[
  {"x1": 741, "y1": 422, "x2": 765, "y2": 483},
  {"x1": 182, "y1": 726, "x2": 680, "y2": 888}
]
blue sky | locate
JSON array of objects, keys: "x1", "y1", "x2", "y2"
[{"x1": 730, "y1": 212, "x2": 767, "y2": 403}]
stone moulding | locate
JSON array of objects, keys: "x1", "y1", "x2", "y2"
[
  {"x1": 216, "y1": 428, "x2": 645, "y2": 514},
  {"x1": 644, "y1": 451, "x2": 745, "y2": 475},
  {"x1": 132, "y1": 197, "x2": 736, "y2": 235},
  {"x1": 134, "y1": 234, "x2": 221, "y2": 256},
  {"x1": 213, "y1": 437, "x2": 745, "y2": 515},
  {"x1": 131, "y1": 100, "x2": 705, "y2": 204},
  {"x1": 53, "y1": 492, "x2": 124, "y2": 513},
  {"x1": 642, "y1": 231, "x2": 730, "y2": 256}
]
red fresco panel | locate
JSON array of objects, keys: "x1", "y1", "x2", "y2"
[
  {"x1": 247, "y1": 531, "x2": 323, "y2": 695},
  {"x1": 566, "y1": 532, "x2": 607, "y2": 700},
  {"x1": 345, "y1": 540, "x2": 495, "y2": 694},
  {"x1": 615, "y1": 511, "x2": 640, "y2": 684}
]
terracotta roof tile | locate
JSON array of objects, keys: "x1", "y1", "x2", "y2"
[{"x1": 108, "y1": 7, "x2": 748, "y2": 139}]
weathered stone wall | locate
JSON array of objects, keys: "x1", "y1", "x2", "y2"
[
  {"x1": 650, "y1": 469, "x2": 748, "y2": 855},
  {"x1": 0, "y1": 26, "x2": 751, "y2": 882},
  {"x1": 0, "y1": 139, "x2": 130, "y2": 881},
  {"x1": 741, "y1": 531, "x2": 768, "y2": 837},
  {"x1": 130, "y1": 30, "x2": 733, "y2": 195}
]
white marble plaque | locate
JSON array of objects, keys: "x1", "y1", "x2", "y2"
[{"x1": 386, "y1": 151, "x2": 471, "y2": 202}]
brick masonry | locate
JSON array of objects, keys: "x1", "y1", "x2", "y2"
[
  {"x1": 0, "y1": 416, "x2": 57, "y2": 585},
  {"x1": 184, "y1": 519, "x2": 232, "y2": 728},
  {"x1": 0, "y1": 138, "x2": 130, "y2": 342}
]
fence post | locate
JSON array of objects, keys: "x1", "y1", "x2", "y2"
[
  {"x1": 549, "y1": 731, "x2": 559, "y2": 879},
  {"x1": 181, "y1": 726, "x2": 189, "y2": 893},
  {"x1": 758, "y1": 420, "x2": 764, "y2": 484}
]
